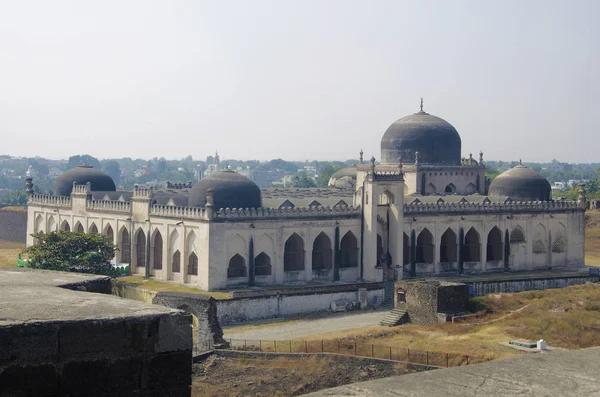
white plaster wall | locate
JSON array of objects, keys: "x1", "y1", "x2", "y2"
[{"x1": 217, "y1": 288, "x2": 385, "y2": 324}]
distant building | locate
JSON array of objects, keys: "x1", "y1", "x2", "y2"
[{"x1": 238, "y1": 169, "x2": 285, "y2": 188}]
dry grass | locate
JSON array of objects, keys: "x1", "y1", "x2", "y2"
[
  {"x1": 0, "y1": 240, "x2": 25, "y2": 267},
  {"x1": 116, "y1": 276, "x2": 232, "y2": 299},
  {"x1": 295, "y1": 284, "x2": 600, "y2": 360}
]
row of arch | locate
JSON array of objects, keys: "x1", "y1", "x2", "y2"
[
  {"x1": 424, "y1": 182, "x2": 476, "y2": 195},
  {"x1": 402, "y1": 224, "x2": 567, "y2": 271}
]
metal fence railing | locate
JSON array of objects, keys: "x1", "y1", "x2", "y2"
[{"x1": 195, "y1": 338, "x2": 491, "y2": 368}]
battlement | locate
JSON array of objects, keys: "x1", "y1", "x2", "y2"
[
  {"x1": 214, "y1": 205, "x2": 361, "y2": 220},
  {"x1": 87, "y1": 200, "x2": 131, "y2": 213},
  {"x1": 151, "y1": 204, "x2": 207, "y2": 219},
  {"x1": 71, "y1": 183, "x2": 91, "y2": 195},
  {"x1": 28, "y1": 194, "x2": 71, "y2": 208},
  {"x1": 404, "y1": 200, "x2": 582, "y2": 215},
  {"x1": 133, "y1": 186, "x2": 153, "y2": 199},
  {"x1": 373, "y1": 170, "x2": 404, "y2": 181}
]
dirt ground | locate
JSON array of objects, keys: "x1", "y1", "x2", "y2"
[
  {"x1": 585, "y1": 212, "x2": 600, "y2": 266},
  {"x1": 192, "y1": 354, "x2": 414, "y2": 397},
  {"x1": 0, "y1": 240, "x2": 25, "y2": 267}
]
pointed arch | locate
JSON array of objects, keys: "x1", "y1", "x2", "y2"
[
  {"x1": 440, "y1": 228, "x2": 457, "y2": 263},
  {"x1": 416, "y1": 228, "x2": 434, "y2": 264},
  {"x1": 136, "y1": 229, "x2": 146, "y2": 268},
  {"x1": 465, "y1": 183, "x2": 476, "y2": 195},
  {"x1": 284, "y1": 233, "x2": 304, "y2": 271},
  {"x1": 552, "y1": 226, "x2": 567, "y2": 253},
  {"x1": 533, "y1": 240, "x2": 546, "y2": 254},
  {"x1": 47, "y1": 216, "x2": 56, "y2": 233},
  {"x1": 35, "y1": 214, "x2": 44, "y2": 233},
  {"x1": 60, "y1": 220, "x2": 70, "y2": 232},
  {"x1": 74, "y1": 221, "x2": 84, "y2": 233},
  {"x1": 510, "y1": 226, "x2": 526, "y2": 243},
  {"x1": 119, "y1": 227, "x2": 130, "y2": 263},
  {"x1": 255, "y1": 252, "x2": 271, "y2": 276},
  {"x1": 486, "y1": 226, "x2": 503, "y2": 262},
  {"x1": 340, "y1": 231, "x2": 359, "y2": 268},
  {"x1": 379, "y1": 190, "x2": 394, "y2": 205},
  {"x1": 104, "y1": 224, "x2": 114, "y2": 244},
  {"x1": 463, "y1": 227, "x2": 481, "y2": 262},
  {"x1": 172, "y1": 250, "x2": 181, "y2": 273},
  {"x1": 228, "y1": 254, "x2": 247, "y2": 278},
  {"x1": 153, "y1": 230, "x2": 163, "y2": 269},
  {"x1": 188, "y1": 252, "x2": 198, "y2": 275},
  {"x1": 312, "y1": 232, "x2": 332, "y2": 270},
  {"x1": 89, "y1": 223, "x2": 98, "y2": 235},
  {"x1": 444, "y1": 183, "x2": 456, "y2": 194},
  {"x1": 425, "y1": 183, "x2": 437, "y2": 195}
]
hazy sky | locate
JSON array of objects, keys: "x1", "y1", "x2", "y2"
[{"x1": 1, "y1": 0, "x2": 598, "y2": 163}]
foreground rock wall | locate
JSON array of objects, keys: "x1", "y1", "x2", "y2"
[{"x1": 0, "y1": 207, "x2": 27, "y2": 243}]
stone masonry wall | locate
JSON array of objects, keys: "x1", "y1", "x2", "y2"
[{"x1": 0, "y1": 208, "x2": 27, "y2": 243}]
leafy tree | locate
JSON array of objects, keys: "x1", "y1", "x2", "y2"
[
  {"x1": 290, "y1": 173, "x2": 316, "y2": 188},
  {"x1": 316, "y1": 164, "x2": 341, "y2": 188},
  {"x1": 101, "y1": 160, "x2": 121, "y2": 184},
  {"x1": 25, "y1": 231, "x2": 116, "y2": 275},
  {"x1": 0, "y1": 190, "x2": 27, "y2": 205},
  {"x1": 67, "y1": 154, "x2": 100, "y2": 170}
]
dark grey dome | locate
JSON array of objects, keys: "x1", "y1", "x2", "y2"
[
  {"x1": 189, "y1": 169, "x2": 262, "y2": 209},
  {"x1": 328, "y1": 166, "x2": 357, "y2": 188},
  {"x1": 488, "y1": 165, "x2": 551, "y2": 201},
  {"x1": 381, "y1": 110, "x2": 461, "y2": 165},
  {"x1": 54, "y1": 164, "x2": 116, "y2": 196}
]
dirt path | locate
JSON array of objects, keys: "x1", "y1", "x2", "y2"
[{"x1": 223, "y1": 309, "x2": 388, "y2": 341}]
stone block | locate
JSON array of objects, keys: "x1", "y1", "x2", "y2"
[
  {"x1": 0, "y1": 363, "x2": 57, "y2": 396},
  {"x1": 129, "y1": 318, "x2": 160, "y2": 353},
  {"x1": 108, "y1": 357, "x2": 143, "y2": 391},
  {"x1": 142, "y1": 351, "x2": 192, "y2": 390},
  {"x1": 59, "y1": 319, "x2": 129, "y2": 356},
  {"x1": 61, "y1": 359, "x2": 110, "y2": 395},
  {"x1": 0, "y1": 323, "x2": 59, "y2": 364},
  {"x1": 156, "y1": 314, "x2": 192, "y2": 353}
]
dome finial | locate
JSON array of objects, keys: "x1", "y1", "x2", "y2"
[
  {"x1": 420, "y1": 97, "x2": 423, "y2": 112},
  {"x1": 359, "y1": 149, "x2": 364, "y2": 164}
]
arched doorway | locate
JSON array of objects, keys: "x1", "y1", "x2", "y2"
[
  {"x1": 312, "y1": 232, "x2": 332, "y2": 273},
  {"x1": 486, "y1": 227, "x2": 503, "y2": 262},
  {"x1": 227, "y1": 254, "x2": 247, "y2": 278},
  {"x1": 440, "y1": 228, "x2": 457, "y2": 266},
  {"x1": 416, "y1": 229, "x2": 434, "y2": 264},
  {"x1": 463, "y1": 227, "x2": 481, "y2": 263},
  {"x1": 284, "y1": 233, "x2": 305, "y2": 272},
  {"x1": 340, "y1": 231, "x2": 358, "y2": 268},
  {"x1": 120, "y1": 228, "x2": 131, "y2": 264},
  {"x1": 254, "y1": 252, "x2": 272, "y2": 276},
  {"x1": 153, "y1": 231, "x2": 163, "y2": 270},
  {"x1": 136, "y1": 230, "x2": 146, "y2": 268}
]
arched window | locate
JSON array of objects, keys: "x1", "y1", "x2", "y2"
[
  {"x1": 463, "y1": 227, "x2": 480, "y2": 262},
  {"x1": 136, "y1": 230, "x2": 146, "y2": 268},
  {"x1": 254, "y1": 252, "x2": 272, "y2": 276},
  {"x1": 380, "y1": 190, "x2": 394, "y2": 205},
  {"x1": 62, "y1": 221, "x2": 71, "y2": 232},
  {"x1": 48, "y1": 217, "x2": 56, "y2": 233},
  {"x1": 440, "y1": 228, "x2": 457, "y2": 263},
  {"x1": 552, "y1": 233, "x2": 566, "y2": 253},
  {"x1": 312, "y1": 232, "x2": 332, "y2": 270},
  {"x1": 153, "y1": 231, "x2": 163, "y2": 270},
  {"x1": 425, "y1": 183, "x2": 437, "y2": 195},
  {"x1": 486, "y1": 227, "x2": 503, "y2": 261},
  {"x1": 284, "y1": 233, "x2": 305, "y2": 271},
  {"x1": 533, "y1": 240, "x2": 546, "y2": 254},
  {"x1": 188, "y1": 252, "x2": 198, "y2": 275},
  {"x1": 444, "y1": 184, "x2": 456, "y2": 194},
  {"x1": 227, "y1": 254, "x2": 247, "y2": 278},
  {"x1": 104, "y1": 225, "x2": 114, "y2": 244},
  {"x1": 403, "y1": 233, "x2": 410, "y2": 265},
  {"x1": 75, "y1": 222, "x2": 84, "y2": 233},
  {"x1": 120, "y1": 228, "x2": 130, "y2": 263},
  {"x1": 510, "y1": 226, "x2": 526, "y2": 243},
  {"x1": 416, "y1": 229, "x2": 434, "y2": 264},
  {"x1": 89, "y1": 223, "x2": 98, "y2": 235},
  {"x1": 35, "y1": 215, "x2": 44, "y2": 234},
  {"x1": 172, "y1": 250, "x2": 181, "y2": 273},
  {"x1": 340, "y1": 231, "x2": 359, "y2": 268}
]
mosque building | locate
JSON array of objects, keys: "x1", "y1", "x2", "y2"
[{"x1": 25, "y1": 102, "x2": 586, "y2": 291}]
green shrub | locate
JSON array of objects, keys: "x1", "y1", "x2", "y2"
[{"x1": 468, "y1": 297, "x2": 490, "y2": 313}]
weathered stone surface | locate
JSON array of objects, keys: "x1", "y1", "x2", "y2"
[
  {"x1": 303, "y1": 347, "x2": 600, "y2": 397},
  {"x1": 0, "y1": 268, "x2": 192, "y2": 397}
]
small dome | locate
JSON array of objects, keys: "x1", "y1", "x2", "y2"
[
  {"x1": 189, "y1": 169, "x2": 262, "y2": 209},
  {"x1": 54, "y1": 164, "x2": 116, "y2": 196},
  {"x1": 328, "y1": 166, "x2": 357, "y2": 188},
  {"x1": 381, "y1": 110, "x2": 461, "y2": 165},
  {"x1": 488, "y1": 164, "x2": 551, "y2": 201}
]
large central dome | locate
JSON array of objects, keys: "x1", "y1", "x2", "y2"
[{"x1": 381, "y1": 108, "x2": 462, "y2": 165}]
